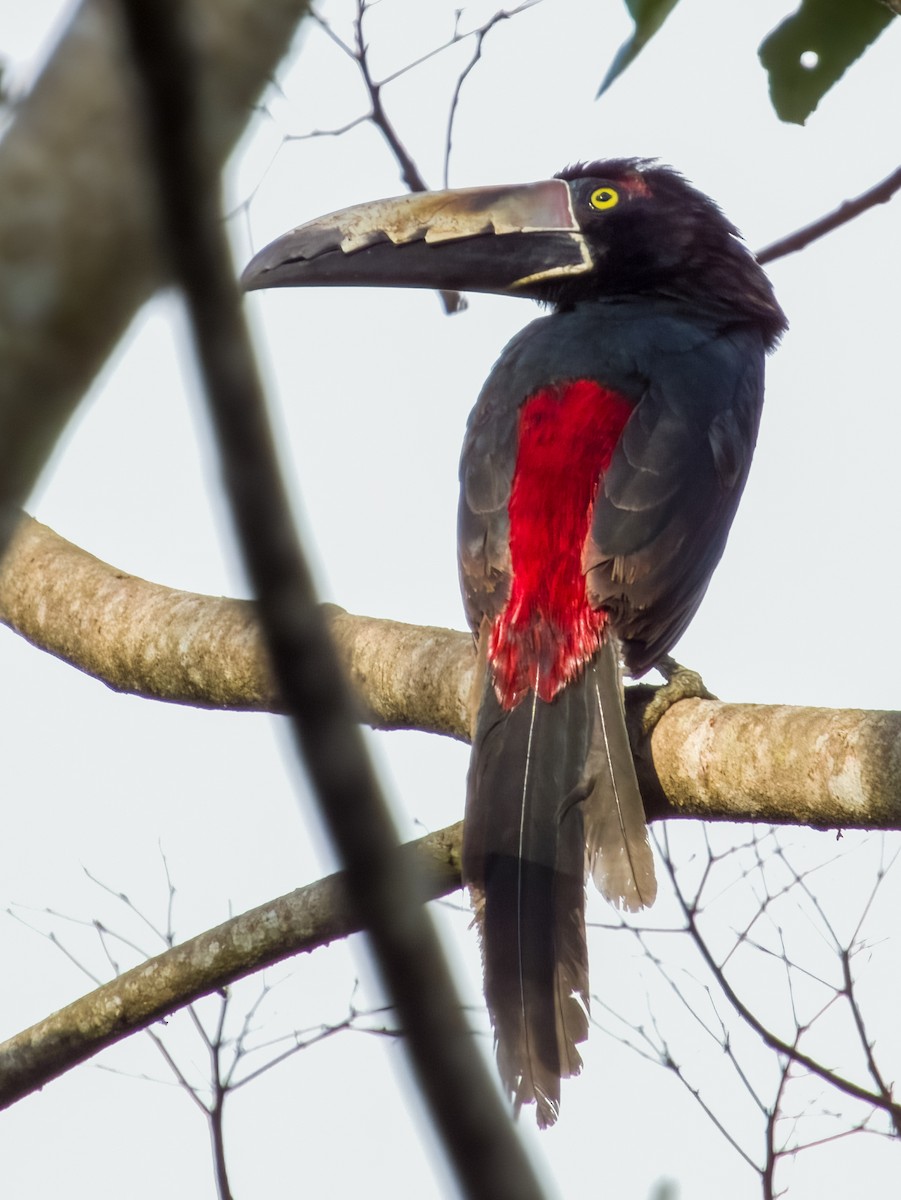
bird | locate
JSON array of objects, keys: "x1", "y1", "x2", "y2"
[{"x1": 241, "y1": 158, "x2": 787, "y2": 1127}]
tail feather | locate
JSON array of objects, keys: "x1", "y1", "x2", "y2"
[
  {"x1": 463, "y1": 637, "x2": 656, "y2": 1126},
  {"x1": 582, "y1": 638, "x2": 657, "y2": 911}
]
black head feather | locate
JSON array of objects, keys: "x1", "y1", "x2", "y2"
[{"x1": 549, "y1": 158, "x2": 787, "y2": 349}]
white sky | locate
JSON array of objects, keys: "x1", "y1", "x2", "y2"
[{"x1": 1, "y1": 2, "x2": 900, "y2": 1198}]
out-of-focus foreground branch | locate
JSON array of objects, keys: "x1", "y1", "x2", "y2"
[
  {"x1": 3, "y1": 513, "x2": 901, "y2": 833},
  {"x1": 0, "y1": 0, "x2": 312, "y2": 556},
  {"x1": 114, "y1": 0, "x2": 545, "y2": 1193}
]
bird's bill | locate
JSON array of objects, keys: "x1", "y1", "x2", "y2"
[{"x1": 240, "y1": 180, "x2": 594, "y2": 298}]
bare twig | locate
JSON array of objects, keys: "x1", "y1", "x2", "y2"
[
  {"x1": 206, "y1": 994, "x2": 234, "y2": 1200},
  {"x1": 303, "y1": 2, "x2": 540, "y2": 312},
  {"x1": 658, "y1": 831, "x2": 901, "y2": 1126},
  {"x1": 762, "y1": 1053, "x2": 793, "y2": 1200},
  {"x1": 0, "y1": 822, "x2": 461, "y2": 1107},
  {"x1": 841, "y1": 946, "x2": 901, "y2": 1135},
  {"x1": 146, "y1": 1028, "x2": 206, "y2": 1107},
  {"x1": 350, "y1": 0, "x2": 426, "y2": 193},
  {"x1": 442, "y1": 2, "x2": 542, "y2": 187},
  {"x1": 9, "y1": 857, "x2": 434, "y2": 1197},
  {"x1": 284, "y1": 114, "x2": 369, "y2": 142},
  {"x1": 312, "y1": 0, "x2": 459, "y2": 312},
  {"x1": 756, "y1": 165, "x2": 901, "y2": 265},
  {"x1": 596, "y1": 828, "x2": 900, "y2": 1195}
]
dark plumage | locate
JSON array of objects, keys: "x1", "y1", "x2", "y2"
[{"x1": 457, "y1": 160, "x2": 784, "y2": 1123}]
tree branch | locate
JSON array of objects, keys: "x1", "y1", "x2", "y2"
[
  {"x1": 756, "y1": 164, "x2": 901, "y2": 265},
  {"x1": 0, "y1": 0, "x2": 314, "y2": 558},
  {"x1": 631, "y1": 687, "x2": 901, "y2": 829},
  {"x1": 0, "y1": 513, "x2": 473, "y2": 733},
  {"x1": 4, "y1": 515, "x2": 901, "y2": 830},
  {"x1": 114, "y1": 2, "x2": 543, "y2": 1194},
  {"x1": 659, "y1": 840, "x2": 901, "y2": 1127},
  {"x1": 0, "y1": 824, "x2": 462, "y2": 1110}
]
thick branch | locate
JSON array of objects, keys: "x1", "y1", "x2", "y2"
[
  {"x1": 5, "y1": 515, "x2": 901, "y2": 831},
  {"x1": 633, "y1": 690, "x2": 901, "y2": 830},
  {"x1": 0, "y1": 514, "x2": 472, "y2": 735},
  {"x1": 0, "y1": 0, "x2": 311, "y2": 555},
  {"x1": 0, "y1": 824, "x2": 462, "y2": 1111}
]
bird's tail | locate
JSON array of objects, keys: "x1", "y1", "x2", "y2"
[
  {"x1": 462, "y1": 636, "x2": 655, "y2": 1127},
  {"x1": 581, "y1": 637, "x2": 657, "y2": 913}
]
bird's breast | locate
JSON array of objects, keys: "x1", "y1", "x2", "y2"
[{"x1": 488, "y1": 379, "x2": 633, "y2": 708}]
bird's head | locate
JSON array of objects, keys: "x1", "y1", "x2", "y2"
[{"x1": 242, "y1": 158, "x2": 786, "y2": 348}]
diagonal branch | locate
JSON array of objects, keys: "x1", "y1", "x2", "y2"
[
  {"x1": 841, "y1": 946, "x2": 901, "y2": 1135},
  {"x1": 756, "y1": 164, "x2": 901, "y2": 265},
  {"x1": 114, "y1": 4, "x2": 543, "y2": 1197},
  {"x1": 659, "y1": 843, "x2": 901, "y2": 1127},
  {"x1": 0, "y1": 824, "x2": 462, "y2": 1111}
]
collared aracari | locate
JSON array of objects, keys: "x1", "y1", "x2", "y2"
[{"x1": 242, "y1": 158, "x2": 786, "y2": 1126}]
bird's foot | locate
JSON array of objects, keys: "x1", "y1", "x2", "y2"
[{"x1": 641, "y1": 655, "x2": 717, "y2": 734}]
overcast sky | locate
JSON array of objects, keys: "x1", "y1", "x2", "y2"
[{"x1": 2, "y1": 3, "x2": 900, "y2": 1198}]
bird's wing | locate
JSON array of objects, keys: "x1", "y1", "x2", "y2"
[{"x1": 585, "y1": 321, "x2": 767, "y2": 673}]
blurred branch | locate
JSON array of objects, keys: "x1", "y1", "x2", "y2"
[
  {"x1": 114, "y1": 2, "x2": 543, "y2": 1196},
  {"x1": 0, "y1": 822, "x2": 462, "y2": 1110},
  {"x1": 756, "y1": 163, "x2": 901, "y2": 264},
  {"x1": 0, "y1": 0, "x2": 314, "y2": 558},
  {"x1": 5, "y1": 515, "x2": 901, "y2": 830}
]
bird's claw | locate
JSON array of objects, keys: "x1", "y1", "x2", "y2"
[{"x1": 641, "y1": 655, "x2": 717, "y2": 734}]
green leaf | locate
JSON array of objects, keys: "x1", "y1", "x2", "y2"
[
  {"x1": 759, "y1": 0, "x2": 896, "y2": 124},
  {"x1": 597, "y1": 0, "x2": 682, "y2": 97}
]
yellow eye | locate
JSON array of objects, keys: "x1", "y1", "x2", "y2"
[{"x1": 589, "y1": 186, "x2": 619, "y2": 211}]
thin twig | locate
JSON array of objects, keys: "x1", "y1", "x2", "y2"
[
  {"x1": 762, "y1": 1052, "x2": 793, "y2": 1200},
  {"x1": 756, "y1": 164, "x2": 901, "y2": 265},
  {"x1": 310, "y1": 2, "x2": 540, "y2": 311},
  {"x1": 83, "y1": 867, "x2": 169, "y2": 948},
  {"x1": 659, "y1": 838, "x2": 901, "y2": 1125},
  {"x1": 283, "y1": 114, "x2": 369, "y2": 142},
  {"x1": 841, "y1": 947, "x2": 900, "y2": 1135},
  {"x1": 146, "y1": 1028, "x2": 207, "y2": 1110},
  {"x1": 442, "y1": 2, "x2": 542, "y2": 188},
  {"x1": 206, "y1": 994, "x2": 234, "y2": 1200},
  {"x1": 352, "y1": 0, "x2": 427, "y2": 193}
]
